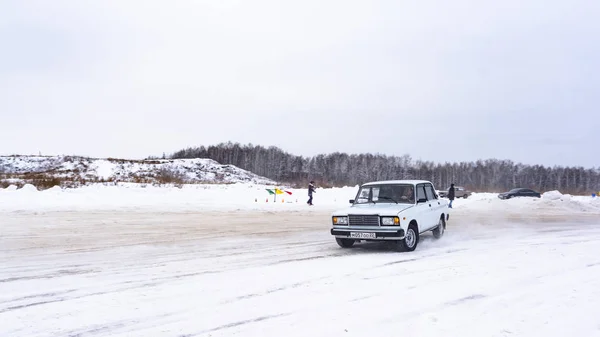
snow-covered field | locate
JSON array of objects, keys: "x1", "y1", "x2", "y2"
[{"x1": 2, "y1": 184, "x2": 600, "y2": 336}]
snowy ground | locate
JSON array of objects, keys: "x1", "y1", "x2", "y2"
[{"x1": 1, "y1": 184, "x2": 600, "y2": 336}]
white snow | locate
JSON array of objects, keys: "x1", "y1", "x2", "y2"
[
  {"x1": 543, "y1": 190, "x2": 564, "y2": 200},
  {"x1": 90, "y1": 160, "x2": 117, "y2": 180},
  {"x1": 1, "y1": 183, "x2": 598, "y2": 214},
  {"x1": 543, "y1": 190, "x2": 574, "y2": 201},
  {"x1": 1, "y1": 184, "x2": 600, "y2": 336}
]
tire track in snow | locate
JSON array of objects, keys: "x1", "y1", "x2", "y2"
[
  {"x1": 180, "y1": 313, "x2": 291, "y2": 336},
  {"x1": 0, "y1": 268, "x2": 96, "y2": 283}
]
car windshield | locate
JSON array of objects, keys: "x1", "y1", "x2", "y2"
[{"x1": 354, "y1": 184, "x2": 415, "y2": 204}]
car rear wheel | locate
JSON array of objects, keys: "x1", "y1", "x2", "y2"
[
  {"x1": 336, "y1": 238, "x2": 355, "y2": 248},
  {"x1": 433, "y1": 217, "x2": 445, "y2": 239}
]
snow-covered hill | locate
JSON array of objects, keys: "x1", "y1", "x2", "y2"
[{"x1": 0, "y1": 155, "x2": 276, "y2": 188}]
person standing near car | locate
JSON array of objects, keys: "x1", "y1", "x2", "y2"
[
  {"x1": 307, "y1": 180, "x2": 316, "y2": 205},
  {"x1": 448, "y1": 183, "x2": 455, "y2": 208}
]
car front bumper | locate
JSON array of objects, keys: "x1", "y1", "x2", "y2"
[{"x1": 330, "y1": 228, "x2": 406, "y2": 240}]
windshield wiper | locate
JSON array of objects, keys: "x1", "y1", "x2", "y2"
[{"x1": 378, "y1": 196, "x2": 398, "y2": 204}]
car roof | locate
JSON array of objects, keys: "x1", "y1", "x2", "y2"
[{"x1": 361, "y1": 179, "x2": 432, "y2": 186}]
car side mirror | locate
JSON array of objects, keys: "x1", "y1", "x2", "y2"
[
  {"x1": 349, "y1": 199, "x2": 354, "y2": 204},
  {"x1": 417, "y1": 198, "x2": 427, "y2": 204}
]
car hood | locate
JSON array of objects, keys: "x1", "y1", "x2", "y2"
[{"x1": 332, "y1": 203, "x2": 414, "y2": 216}]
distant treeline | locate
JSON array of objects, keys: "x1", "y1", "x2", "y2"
[{"x1": 167, "y1": 142, "x2": 600, "y2": 194}]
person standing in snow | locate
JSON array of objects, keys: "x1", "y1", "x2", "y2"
[
  {"x1": 448, "y1": 183, "x2": 455, "y2": 208},
  {"x1": 307, "y1": 181, "x2": 316, "y2": 205}
]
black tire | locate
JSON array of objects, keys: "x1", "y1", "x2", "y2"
[
  {"x1": 395, "y1": 223, "x2": 419, "y2": 252},
  {"x1": 336, "y1": 238, "x2": 355, "y2": 248},
  {"x1": 432, "y1": 216, "x2": 445, "y2": 239}
]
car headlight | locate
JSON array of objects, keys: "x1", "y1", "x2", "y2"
[
  {"x1": 332, "y1": 216, "x2": 348, "y2": 225},
  {"x1": 381, "y1": 216, "x2": 400, "y2": 226}
]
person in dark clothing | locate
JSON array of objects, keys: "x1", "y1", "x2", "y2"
[
  {"x1": 307, "y1": 181, "x2": 316, "y2": 205},
  {"x1": 448, "y1": 183, "x2": 455, "y2": 208}
]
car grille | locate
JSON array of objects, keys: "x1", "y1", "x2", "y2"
[{"x1": 349, "y1": 215, "x2": 379, "y2": 226}]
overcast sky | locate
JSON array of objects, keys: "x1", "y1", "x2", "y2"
[{"x1": 1, "y1": 0, "x2": 598, "y2": 168}]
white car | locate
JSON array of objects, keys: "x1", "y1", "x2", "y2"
[{"x1": 330, "y1": 180, "x2": 450, "y2": 252}]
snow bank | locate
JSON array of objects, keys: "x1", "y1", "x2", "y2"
[
  {"x1": 542, "y1": 190, "x2": 563, "y2": 200},
  {"x1": 19, "y1": 184, "x2": 38, "y2": 192},
  {"x1": 0, "y1": 183, "x2": 360, "y2": 213},
  {"x1": 1, "y1": 183, "x2": 599, "y2": 215},
  {"x1": 4, "y1": 185, "x2": 18, "y2": 191},
  {"x1": 542, "y1": 190, "x2": 573, "y2": 201},
  {"x1": 446, "y1": 189, "x2": 600, "y2": 215}
]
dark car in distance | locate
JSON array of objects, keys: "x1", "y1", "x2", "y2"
[{"x1": 498, "y1": 188, "x2": 541, "y2": 199}]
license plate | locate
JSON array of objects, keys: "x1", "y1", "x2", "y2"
[{"x1": 350, "y1": 232, "x2": 376, "y2": 239}]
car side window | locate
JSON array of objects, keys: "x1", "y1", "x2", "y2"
[
  {"x1": 416, "y1": 184, "x2": 426, "y2": 201},
  {"x1": 357, "y1": 189, "x2": 370, "y2": 202},
  {"x1": 425, "y1": 184, "x2": 436, "y2": 200}
]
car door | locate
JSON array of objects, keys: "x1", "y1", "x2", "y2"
[
  {"x1": 414, "y1": 183, "x2": 432, "y2": 231},
  {"x1": 424, "y1": 183, "x2": 442, "y2": 228}
]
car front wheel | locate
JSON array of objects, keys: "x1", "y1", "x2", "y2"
[
  {"x1": 336, "y1": 238, "x2": 355, "y2": 248},
  {"x1": 395, "y1": 224, "x2": 419, "y2": 252}
]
